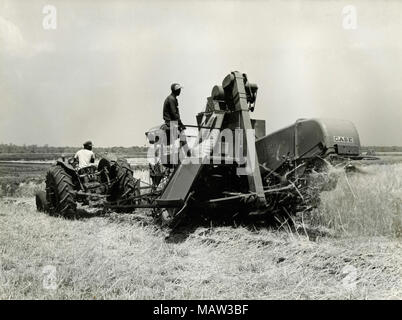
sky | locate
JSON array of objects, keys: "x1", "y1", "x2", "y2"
[{"x1": 0, "y1": 0, "x2": 401, "y2": 147}]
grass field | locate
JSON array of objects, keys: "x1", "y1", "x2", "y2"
[
  {"x1": 0, "y1": 156, "x2": 401, "y2": 299},
  {"x1": 312, "y1": 163, "x2": 402, "y2": 237}
]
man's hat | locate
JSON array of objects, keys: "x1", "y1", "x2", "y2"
[
  {"x1": 171, "y1": 83, "x2": 183, "y2": 91},
  {"x1": 83, "y1": 140, "x2": 93, "y2": 147}
]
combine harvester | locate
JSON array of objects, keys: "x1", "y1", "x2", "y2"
[{"x1": 36, "y1": 71, "x2": 365, "y2": 228}]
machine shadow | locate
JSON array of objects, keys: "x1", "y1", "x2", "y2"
[
  {"x1": 164, "y1": 211, "x2": 331, "y2": 244},
  {"x1": 164, "y1": 209, "x2": 287, "y2": 244},
  {"x1": 63, "y1": 207, "x2": 106, "y2": 220}
]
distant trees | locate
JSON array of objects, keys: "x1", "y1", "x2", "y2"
[
  {"x1": 0, "y1": 143, "x2": 148, "y2": 154},
  {"x1": 360, "y1": 146, "x2": 402, "y2": 153}
]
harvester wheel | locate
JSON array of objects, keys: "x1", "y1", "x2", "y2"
[
  {"x1": 35, "y1": 191, "x2": 49, "y2": 213},
  {"x1": 160, "y1": 208, "x2": 179, "y2": 227},
  {"x1": 158, "y1": 191, "x2": 194, "y2": 229},
  {"x1": 45, "y1": 166, "x2": 77, "y2": 216}
]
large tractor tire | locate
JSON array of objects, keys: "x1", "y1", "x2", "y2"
[
  {"x1": 45, "y1": 166, "x2": 77, "y2": 217},
  {"x1": 111, "y1": 159, "x2": 137, "y2": 202}
]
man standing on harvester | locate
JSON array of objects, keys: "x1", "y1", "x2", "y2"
[{"x1": 163, "y1": 83, "x2": 186, "y2": 132}]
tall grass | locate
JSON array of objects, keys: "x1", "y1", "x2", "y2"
[
  {"x1": 0, "y1": 182, "x2": 45, "y2": 198},
  {"x1": 311, "y1": 164, "x2": 402, "y2": 237}
]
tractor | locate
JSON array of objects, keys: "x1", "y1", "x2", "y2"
[{"x1": 36, "y1": 155, "x2": 140, "y2": 216}]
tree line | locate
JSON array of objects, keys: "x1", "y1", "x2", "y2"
[
  {"x1": 360, "y1": 146, "x2": 402, "y2": 152},
  {"x1": 0, "y1": 144, "x2": 148, "y2": 154}
]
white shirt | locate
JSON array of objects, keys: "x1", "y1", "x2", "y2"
[{"x1": 74, "y1": 149, "x2": 95, "y2": 168}]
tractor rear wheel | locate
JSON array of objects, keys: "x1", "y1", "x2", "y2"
[
  {"x1": 111, "y1": 159, "x2": 137, "y2": 202},
  {"x1": 45, "y1": 166, "x2": 77, "y2": 216}
]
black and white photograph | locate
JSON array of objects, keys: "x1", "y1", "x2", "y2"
[{"x1": 0, "y1": 0, "x2": 401, "y2": 303}]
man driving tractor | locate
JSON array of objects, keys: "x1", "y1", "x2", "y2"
[{"x1": 74, "y1": 140, "x2": 95, "y2": 168}]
